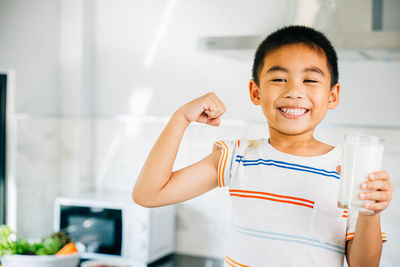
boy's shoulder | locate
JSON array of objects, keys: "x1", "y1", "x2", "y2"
[
  {"x1": 214, "y1": 138, "x2": 342, "y2": 161},
  {"x1": 213, "y1": 137, "x2": 267, "y2": 153}
]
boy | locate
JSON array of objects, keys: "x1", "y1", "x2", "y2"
[{"x1": 132, "y1": 26, "x2": 393, "y2": 266}]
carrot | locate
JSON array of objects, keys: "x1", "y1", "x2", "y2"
[{"x1": 56, "y1": 243, "x2": 78, "y2": 255}]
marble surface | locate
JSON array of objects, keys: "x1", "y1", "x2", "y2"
[
  {"x1": 147, "y1": 253, "x2": 224, "y2": 267},
  {"x1": 78, "y1": 253, "x2": 224, "y2": 267},
  {"x1": 14, "y1": 115, "x2": 400, "y2": 266}
]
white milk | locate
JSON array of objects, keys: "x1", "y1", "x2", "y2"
[{"x1": 338, "y1": 134, "x2": 384, "y2": 212}]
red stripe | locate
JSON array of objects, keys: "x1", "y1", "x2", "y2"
[
  {"x1": 229, "y1": 189, "x2": 314, "y2": 204},
  {"x1": 230, "y1": 193, "x2": 314, "y2": 209}
]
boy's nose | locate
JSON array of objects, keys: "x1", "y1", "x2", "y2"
[{"x1": 283, "y1": 85, "x2": 306, "y2": 99}]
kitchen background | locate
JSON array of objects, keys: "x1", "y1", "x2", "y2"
[{"x1": 0, "y1": 0, "x2": 399, "y2": 266}]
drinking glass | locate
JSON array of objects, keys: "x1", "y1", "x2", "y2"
[{"x1": 337, "y1": 134, "x2": 384, "y2": 213}]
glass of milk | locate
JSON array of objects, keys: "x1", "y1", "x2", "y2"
[{"x1": 337, "y1": 134, "x2": 384, "y2": 213}]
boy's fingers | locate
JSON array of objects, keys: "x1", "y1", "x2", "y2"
[
  {"x1": 368, "y1": 170, "x2": 390, "y2": 181},
  {"x1": 208, "y1": 97, "x2": 225, "y2": 118},
  {"x1": 202, "y1": 99, "x2": 224, "y2": 119},
  {"x1": 208, "y1": 117, "x2": 221, "y2": 127},
  {"x1": 363, "y1": 201, "x2": 388, "y2": 212},
  {"x1": 359, "y1": 191, "x2": 392, "y2": 202},
  {"x1": 203, "y1": 106, "x2": 219, "y2": 119},
  {"x1": 197, "y1": 114, "x2": 211, "y2": 124},
  {"x1": 361, "y1": 180, "x2": 393, "y2": 191},
  {"x1": 209, "y1": 92, "x2": 227, "y2": 116}
]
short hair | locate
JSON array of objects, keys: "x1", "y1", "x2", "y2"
[{"x1": 252, "y1": 25, "x2": 338, "y2": 87}]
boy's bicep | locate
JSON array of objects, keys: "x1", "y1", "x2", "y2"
[{"x1": 151, "y1": 149, "x2": 221, "y2": 207}]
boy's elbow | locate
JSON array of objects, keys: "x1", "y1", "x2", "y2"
[
  {"x1": 132, "y1": 188, "x2": 146, "y2": 207},
  {"x1": 132, "y1": 188, "x2": 160, "y2": 208}
]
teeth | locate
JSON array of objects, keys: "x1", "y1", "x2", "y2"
[{"x1": 280, "y1": 108, "x2": 307, "y2": 115}]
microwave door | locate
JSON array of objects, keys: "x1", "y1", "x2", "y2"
[{"x1": 60, "y1": 205, "x2": 122, "y2": 257}]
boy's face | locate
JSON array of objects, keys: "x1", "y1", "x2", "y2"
[{"x1": 249, "y1": 43, "x2": 340, "y2": 136}]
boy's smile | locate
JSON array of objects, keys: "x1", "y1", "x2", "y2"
[{"x1": 249, "y1": 43, "x2": 340, "y2": 138}]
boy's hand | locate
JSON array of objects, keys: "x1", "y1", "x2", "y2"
[
  {"x1": 336, "y1": 165, "x2": 393, "y2": 215},
  {"x1": 178, "y1": 92, "x2": 226, "y2": 126}
]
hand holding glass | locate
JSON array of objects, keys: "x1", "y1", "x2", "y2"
[{"x1": 337, "y1": 134, "x2": 384, "y2": 214}]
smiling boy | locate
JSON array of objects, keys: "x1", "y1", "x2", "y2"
[{"x1": 133, "y1": 26, "x2": 393, "y2": 266}]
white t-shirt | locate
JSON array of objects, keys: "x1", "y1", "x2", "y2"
[{"x1": 213, "y1": 138, "x2": 386, "y2": 267}]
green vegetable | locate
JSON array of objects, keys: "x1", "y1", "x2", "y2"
[
  {"x1": 32, "y1": 231, "x2": 71, "y2": 255},
  {"x1": 0, "y1": 225, "x2": 33, "y2": 257},
  {"x1": 0, "y1": 225, "x2": 73, "y2": 260}
]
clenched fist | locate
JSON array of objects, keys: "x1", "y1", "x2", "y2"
[{"x1": 178, "y1": 92, "x2": 226, "y2": 126}]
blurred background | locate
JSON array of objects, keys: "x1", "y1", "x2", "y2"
[{"x1": 0, "y1": 0, "x2": 399, "y2": 266}]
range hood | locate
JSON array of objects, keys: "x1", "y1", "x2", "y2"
[{"x1": 198, "y1": 0, "x2": 400, "y2": 61}]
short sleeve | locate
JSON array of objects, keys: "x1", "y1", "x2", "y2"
[
  {"x1": 212, "y1": 139, "x2": 239, "y2": 187},
  {"x1": 345, "y1": 210, "x2": 387, "y2": 242}
]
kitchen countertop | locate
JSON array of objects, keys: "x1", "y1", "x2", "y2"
[
  {"x1": 79, "y1": 254, "x2": 224, "y2": 267},
  {"x1": 148, "y1": 254, "x2": 224, "y2": 267}
]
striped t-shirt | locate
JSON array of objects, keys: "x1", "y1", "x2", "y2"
[{"x1": 213, "y1": 138, "x2": 386, "y2": 267}]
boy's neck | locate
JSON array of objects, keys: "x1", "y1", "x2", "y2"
[{"x1": 268, "y1": 127, "x2": 333, "y2": 157}]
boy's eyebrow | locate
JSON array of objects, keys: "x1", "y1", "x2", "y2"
[
  {"x1": 304, "y1": 67, "x2": 325, "y2": 76},
  {"x1": 266, "y1": 65, "x2": 288, "y2": 73},
  {"x1": 266, "y1": 65, "x2": 325, "y2": 76}
]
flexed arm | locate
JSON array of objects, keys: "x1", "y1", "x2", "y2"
[{"x1": 132, "y1": 92, "x2": 226, "y2": 207}]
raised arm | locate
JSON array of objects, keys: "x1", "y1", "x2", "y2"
[{"x1": 132, "y1": 92, "x2": 226, "y2": 207}]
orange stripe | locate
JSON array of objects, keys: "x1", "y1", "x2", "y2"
[
  {"x1": 215, "y1": 142, "x2": 224, "y2": 187},
  {"x1": 343, "y1": 210, "x2": 348, "y2": 213},
  {"x1": 215, "y1": 141, "x2": 227, "y2": 187},
  {"x1": 220, "y1": 141, "x2": 229, "y2": 187},
  {"x1": 237, "y1": 140, "x2": 240, "y2": 147},
  {"x1": 347, "y1": 232, "x2": 386, "y2": 235},
  {"x1": 346, "y1": 233, "x2": 387, "y2": 241},
  {"x1": 230, "y1": 193, "x2": 314, "y2": 209},
  {"x1": 226, "y1": 256, "x2": 250, "y2": 267},
  {"x1": 229, "y1": 189, "x2": 314, "y2": 204},
  {"x1": 342, "y1": 215, "x2": 348, "y2": 218},
  {"x1": 225, "y1": 260, "x2": 235, "y2": 267}
]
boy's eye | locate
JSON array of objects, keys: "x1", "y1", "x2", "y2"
[
  {"x1": 272, "y1": 79, "x2": 287, "y2": 82},
  {"x1": 304, "y1": 79, "x2": 317, "y2": 83}
]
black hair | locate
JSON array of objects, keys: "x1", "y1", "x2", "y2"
[{"x1": 252, "y1": 25, "x2": 338, "y2": 88}]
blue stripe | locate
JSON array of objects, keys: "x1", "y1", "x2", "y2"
[
  {"x1": 236, "y1": 155, "x2": 339, "y2": 175},
  {"x1": 232, "y1": 223, "x2": 345, "y2": 251},
  {"x1": 231, "y1": 224, "x2": 345, "y2": 254},
  {"x1": 235, "y1": 156, "x2": 340, "y2": 179}
]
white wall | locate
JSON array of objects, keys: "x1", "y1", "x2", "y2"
[{"x1": 0, "y1": 0, "x2": 60, "y2": 114}]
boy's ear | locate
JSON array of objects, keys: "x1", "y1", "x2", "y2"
[
  {"x1": 328, "y1": 83, "x2": 340, "y2": 109},
  {"x1": 249, "y1": 79, "x2": 261, "y2": 105}
]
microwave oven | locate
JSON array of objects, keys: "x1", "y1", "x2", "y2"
[{"x1": 53, "y1": 192, "x2": 175, "y2": 264}]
